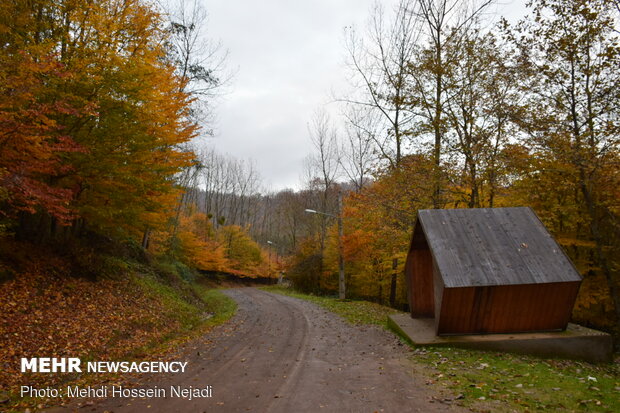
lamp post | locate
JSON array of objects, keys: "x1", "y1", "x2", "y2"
[
  {"x1": 304, "y1": 192, "x2": 345, "y2": 299},
  {"x1": 267, "y1": 240, "x2": 276, "y2": 282}
]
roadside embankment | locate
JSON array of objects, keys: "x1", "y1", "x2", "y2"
[{"x1": 0, "y1": 241, "x2": 236, "y2": 410}]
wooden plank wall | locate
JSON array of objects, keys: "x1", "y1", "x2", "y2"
[
  {"x1": 436, "y1": 282, "x2": 581, "y2": 335},
  {"x1": 407, "y1": 221, "x2": 435, "y2": 317},
  {"x1": 433, "y1": 261, "x2": 444, "y2": 324},
  {"x1": 409, "y1": 249, "x2": 435, "y2": 317}
]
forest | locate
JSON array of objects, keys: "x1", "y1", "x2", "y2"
[
  {"x1": 0, "y1": 0, "x2": 618, "y2": 351},
  {"x1": 219, "y1": 0, "x2": 619, "y2": 339}
]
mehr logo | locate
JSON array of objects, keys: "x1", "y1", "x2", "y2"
[
  {"x1": 21, "y1": 358, "x2": 189, "y2": 373},
  {"x1": 21, "y1": 358, "x2": 82, "y2": 373}
]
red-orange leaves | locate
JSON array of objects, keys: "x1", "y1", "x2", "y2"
[
  {"x1": 0, "y1": 0, "x2": 197, "y2": 239},
  {"x1": 0, "y1": 52, "x2": 86, "y2": 223}
]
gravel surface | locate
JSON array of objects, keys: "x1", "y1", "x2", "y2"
[{"x1": 47, "y1": 288, "x2": 465, "y2": 412}]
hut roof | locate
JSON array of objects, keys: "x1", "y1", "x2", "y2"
[{"x1": 416, "y1": 207, "x2": 582, "y2": 288}]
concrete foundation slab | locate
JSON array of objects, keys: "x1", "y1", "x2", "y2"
[{"x1": 388, "y1": 314, "x2": 613, "y2": 363}]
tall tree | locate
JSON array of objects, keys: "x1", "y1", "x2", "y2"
[
  {"x1": 0, "y1": 51, "x2": 84, "y2": 233},
  {"x1": 340, "y1": 105, "x2": 377, "y2": 192},
  {"x1": 0, "y1": 0, "x2": 197, "y2": 243},
  {"x1": 511, "y1": 0, "x2": 620, "y2": 327},
  {"x1": 442, "y1": 28, "x2": 518, "y2": 208},
  {"x1": 305, "y1": 109, "x2": 341, "y2": 292},
  {"x1": 164, "y1": 0, "x2": 230, "y2": 128},
  {"x1": 343, "y1": 0, "x2": 419, "y2": 168},
  {"x1": 408, "y1": 0, "x2": 493, "y2": 208}
]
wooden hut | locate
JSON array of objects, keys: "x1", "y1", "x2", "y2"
[{"x1": 405, "y1": 207, "x2": 582, "y2": 335}]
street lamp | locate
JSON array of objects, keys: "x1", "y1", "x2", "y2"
[
  {"x1": 304, "y1": 192, "x2": 345, "y2": 299},
  {"x1": 267, "y1": 240, "x2": 276, "y2": 282}
]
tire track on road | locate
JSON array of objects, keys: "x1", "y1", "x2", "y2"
[{"x1": 46, "y1": 287, "x2": 464, "y2": 413}]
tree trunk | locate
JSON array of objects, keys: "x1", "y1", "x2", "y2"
[
  {"x1": 580, "y1": 176, "x2": 620, "y2": 329},
  {"x1": 432, "y1": 38, "x2": 443, "y2": 209},
  {"x1": 389, "y1": 258, "x2": 398, "y2": 308},
  {"x1": 337, "y1": 192, "x2": 345, "y2": 299},
  {"x1": 141, "y1": 227, "x2": 151, "y2": 250}
]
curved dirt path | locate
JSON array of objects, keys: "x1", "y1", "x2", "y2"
[{"x1": 49, "y1": 288, "x2": 463, "y2": 412}]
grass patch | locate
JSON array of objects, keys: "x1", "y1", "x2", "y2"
[
  {"x1": 126, "y1": 274, "x2": 237, "y2": 357},
  {"x1": 134, "y1": 273, "x2": 205, "y2": 331},
  {"x1": 261, "y1": 285, "x2": 402, "y2": 327},
  {"x1": 414, "y1": 347, "x2": 619, "y2": 412},
  {"x1": 196, "y1": 287, "x2": 238, "y2": 326},
  {"x1": 263, "y1": 285, "x2": 619, "y2": 412}
]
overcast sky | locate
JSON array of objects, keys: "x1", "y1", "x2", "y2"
[{"x1": 200, "y1": 0, "x2": 527, "y2": 191}]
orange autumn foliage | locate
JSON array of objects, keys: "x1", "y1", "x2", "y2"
[
  {"x1": 0, "y1": 51, "x2": 86, "y2": 224},
  {"x1": 176, "y1": 213, "x2": 228, "y2": 272},
  {"x1": 0, "y1": 0, "x2": 196, "y2": 240},
  {"x1": 164, "y1": 212, "x2": 273, "y2": 278}
]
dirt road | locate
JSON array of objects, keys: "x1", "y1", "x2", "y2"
[{"x1": 49, "y1": 288, "x2": 463, "y2": 412}]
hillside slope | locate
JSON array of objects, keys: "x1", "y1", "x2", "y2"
[{"x1": 0, "y1": 240, "x2": 236, "y2": 409}]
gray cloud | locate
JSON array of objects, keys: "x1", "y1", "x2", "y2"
[
  {"x1": 201, "y1": 0, "x2": 527, "y2": 191},
  {"x1": 201, "y1": 0, "x2": 378, "y2": 190}
]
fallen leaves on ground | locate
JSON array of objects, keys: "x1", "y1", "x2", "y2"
[{"x1": 0, "y1": 258, "x2": 184, "y2": 395}]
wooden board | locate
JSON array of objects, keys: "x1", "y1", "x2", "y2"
[
  {"x1": 406, "y1": 221, "x2": 435, "y2": 317},
  {"x1": 436, "y1": 282, "x2": 581, "y2": 335},
  {"x1": 417, "y1": 207, "x2": 582, "y2": 288}
]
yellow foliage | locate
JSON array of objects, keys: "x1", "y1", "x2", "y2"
[{"x1": 176, "y1": 230, "x2": 228, "y2": 272}]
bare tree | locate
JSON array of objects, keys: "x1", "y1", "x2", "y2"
[
  {"x1": 163, "y1": 0, "x2": 232, "y2": 128},
  {"x1": 304, "y1": 109, "x2": 341, "y2": 291},
  {"x1": 343, "y1": 0, "x2": 421, "y2": 168},
  {"x1": 410, "y1": 0, "x2": 494, "y2": 207},
  {"x1": 307, "y1": 109, "x2": 341, "y2": 203},
  {"x1": 190, "y1": 148, "x2": 263, "y2": 231},
  {"x1": 340, "y1": 105, "x2": 377, "y2": 191}
]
